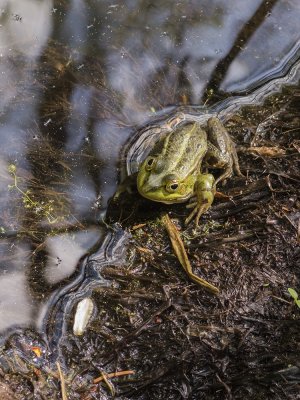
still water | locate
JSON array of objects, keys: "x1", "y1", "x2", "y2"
[{"x1": 0, "y1": 0, "x2": 299, "y2": 353}]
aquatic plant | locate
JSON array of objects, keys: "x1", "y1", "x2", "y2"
[{"x1": 8, "y1": 163, "x2": 60, "y2": 224}]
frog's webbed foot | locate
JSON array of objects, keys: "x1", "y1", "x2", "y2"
[
  {"x1": 185, "y1": 202, "x2": 211, "y2": 226},
  {"x1": 185, "y1": 173, "x2": 216, "y2": 226},
  {"x1": 213, "y1": 152, "x2": 243, "y2": 186},
  {"x1": 214, "y1": 165, "x2": 232, "y2": 186},
  {"x1": 113, "y1": 187, "x2": 123, "y2": 202}
]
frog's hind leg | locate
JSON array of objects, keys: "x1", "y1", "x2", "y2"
[
  {"x1": 205, "y1": 117, "x2": 242, "y2": 184},
  {"x1": 205, "y1": 141, "x2": 233, "y2": 185},
  {"x1": 231, "y1": 146, "x2": 243, "y2": 177},
  {"x1": 206, "y1": 117, "x2": 231, "y2": 152}
]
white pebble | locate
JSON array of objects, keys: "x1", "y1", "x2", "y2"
[{"x1": 73, "y1": 298, "x2": 94, "y2": 336}]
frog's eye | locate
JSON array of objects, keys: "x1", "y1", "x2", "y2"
[
  {"x1": 145, "y1": 157, "x2": 156, "y2": 171},
  {"x1": 166, "y1": 181, "x2": 180, "y2": 193}
]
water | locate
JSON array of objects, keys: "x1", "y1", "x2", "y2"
[{"x1": 0, "y1": 0, "x2": 299, "y2": 375}]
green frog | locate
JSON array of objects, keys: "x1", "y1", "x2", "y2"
[{"x1": 137, "y1": 117, "x2": 242, "y2": 225}]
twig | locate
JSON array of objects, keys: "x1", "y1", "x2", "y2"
[
  {"x1": 270, "y1": 295, "x2": 291, "y2": 305},
  {"x1": 93, "y1": 370, "x2": 135, "y2": 384},
  {"x1": 56, "y1": 361, "x2": 68, "y2": 400},
  {"x1": 97, "y1": 371, "x2": 115, "y2": 396},
  {"x1": 189, "y1": 230, "x2": 263, "y2": 249},
  {"x1": 216, "y1": 373, "x2": 232, "y2": 400}
]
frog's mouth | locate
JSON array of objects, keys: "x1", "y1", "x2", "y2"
[{"x1": 138, "y1": 183, "x2": 191, "y2": 204}]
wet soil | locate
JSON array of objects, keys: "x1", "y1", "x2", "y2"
[{"x1": 101, "y1": 89, "x2": 300, "y2": 399}]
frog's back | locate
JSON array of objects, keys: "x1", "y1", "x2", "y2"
[{"x1": 149, "y1": 122, "x2": 207, "y2": 179}]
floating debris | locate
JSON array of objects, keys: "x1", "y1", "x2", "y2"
[{"x1": 73, "y1": 298, "x2": 94, "y2": 336}]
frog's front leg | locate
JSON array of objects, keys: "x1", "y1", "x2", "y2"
[
  {"x1": 185, "y1": 173, "x2": 216, "y2": 226},
  {"x1": 205, "y1": 117, "x2": 242, "y2": 185},
  {"x1": 113, "y1": 173, "x2": 138, "y2": 201}
]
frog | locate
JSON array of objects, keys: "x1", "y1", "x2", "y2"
[{"x1": 137, "y1": 117, "x2": 242, "y2": 225}]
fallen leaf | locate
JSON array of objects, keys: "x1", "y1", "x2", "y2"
[
  {"x1": 162, "y1": 214, "x2": 219, "y2": 294},
  {"x1": 246, "y1": 146, "x2": 286, "y2": 157},
  {"x1": 132, "y1": 223, "x2": 147, "y2": 230}
]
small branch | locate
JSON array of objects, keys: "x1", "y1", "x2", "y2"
[
  {"x1": 56, "y1": 361, "x2": 68, "y2": 400},
  {"x1": 93, "y1": 370, "x2": 135, "y2": 384},
  {"x1": 98, "y1": 371, "x2": 115, "y2": 396}
]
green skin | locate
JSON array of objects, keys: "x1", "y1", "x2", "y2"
[{"x1": 137, "y1": 117, "x2": 242, "y2": 225}]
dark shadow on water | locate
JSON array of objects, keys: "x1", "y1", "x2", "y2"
[{"x1": 203, "y1": 0, "x2": 279, "y2": 102}]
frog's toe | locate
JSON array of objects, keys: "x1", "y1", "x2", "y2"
[
  {"x1": 195, "y1": 204, "x2": 208, "y2": 226},
  {"x1": 233, "y1": 162, "x2": 244, "y2": 177},
  {"x1": 232, "y1": 148, "x2": 243, "y2": 177},
  {"x1": 186, "y1": 201, "x2": 197, "y2": 209},
  {"x1": 185, "y1": 206, "x2": 199, "y2": 225},
  {"x1": 214, "y1": 166, "x2": 233, "y2": 186},
  {"x1": 185, "y1": 203, "x2": 209, "y2": 226},
  {"x1": 112, "y1": 191, "x2": 120, "y2": 202}
]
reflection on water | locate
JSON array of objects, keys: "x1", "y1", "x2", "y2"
[
  {"x1": 0, "y1": 228, "x2": 102, "y2": 336},
  {"x1": 44, "y1": 230, "x2": 101, "y2": 285},
  {"x1": 0, "y1": 0, "x2": 52, "y2": 109},
  {"x1": 0, "y1": 0, "x2": 299, "y2": 351},
  {"x1": 0, "y1": 242, "x2": 31, "y2": 332}
]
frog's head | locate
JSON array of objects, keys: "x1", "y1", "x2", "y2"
[{"x1": 137, "y1": 155, "x2": 195, "y2": 204}]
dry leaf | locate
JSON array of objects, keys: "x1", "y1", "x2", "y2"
[
  {"x1": 162, "y1": 214, "x2": 219, "y2": 294},
  {"x1": 246, "y1": 146, "x2": 286, "y2": 157}
]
